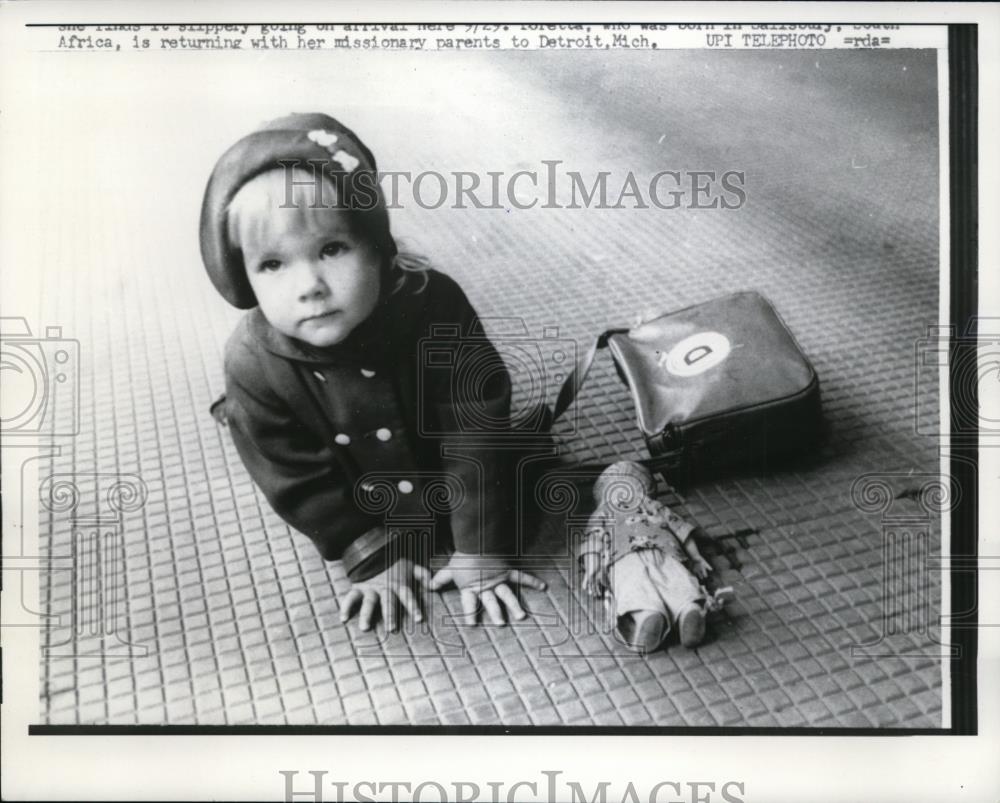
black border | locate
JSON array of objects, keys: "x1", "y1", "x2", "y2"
[
  {"x1": 24, "y1": 21, "x2": 979, "y2": 737},
  {"x1": 26, "y1": 725, "x2": 952, "y2": 735},
  {"x1": 946, "y1": 22, "x2": 979, "y2": 737}
]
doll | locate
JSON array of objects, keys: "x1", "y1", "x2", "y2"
[{"x1": 579, "y1": 461, "x2": 732, "y2": 652}]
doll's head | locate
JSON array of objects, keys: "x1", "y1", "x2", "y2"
[
  {"x1": 200, "y1": 113, "x2": 422, "y2": 330},
  {"x1": 593, "y1": 461, "x2": 657, "y2": 510}
]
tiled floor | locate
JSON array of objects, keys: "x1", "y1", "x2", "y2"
[{"x1": 33, "y1": 48, "x2": 945, "y2": 726}]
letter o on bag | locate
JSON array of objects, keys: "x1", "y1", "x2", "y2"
[{"x1": 663, "y1": 331, "x2": 731, "y2": 377}]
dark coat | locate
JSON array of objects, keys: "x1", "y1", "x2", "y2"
[{"x1": 221, "y1": 269, "x2": 515, "y2": 581}]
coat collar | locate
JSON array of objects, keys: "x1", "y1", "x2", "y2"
[{"x1": 246, "y1": 291, "x2": 417, "y2": 366}]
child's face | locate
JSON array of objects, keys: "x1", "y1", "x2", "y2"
[{"x1": 240, "y1": 208, "x2": 381, "y2": 348}]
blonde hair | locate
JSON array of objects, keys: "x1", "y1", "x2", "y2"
[{"x1": 226, "y1": 167, "x2": 428, "y2": 295}]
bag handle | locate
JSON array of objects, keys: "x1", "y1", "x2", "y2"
[
  {"x1": 552, "y1": 328, "x2": 628, "y2": 423},
  {"x1": 549, "y1": 327, "x2": 682, "y2": 478}
]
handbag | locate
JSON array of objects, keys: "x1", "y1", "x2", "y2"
[{"x1": 552, "y1": 291, "x2": 824, "y2": 484}]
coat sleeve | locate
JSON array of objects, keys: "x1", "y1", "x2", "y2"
[
  {"x1": 421, "y1": 272, "x2": 514, "y2": 556},
  {"x1": 223, "y1": 337, "x2": 390, "y2": 582}
]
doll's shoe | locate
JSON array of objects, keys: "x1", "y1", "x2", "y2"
[
  {"x1": 705, "y1": 586, "x2": 734, "y2": 614},
  {"x1": 677, "y1": 602, "x2": 707, "y2": 648},
  {"x1": 616, "y1": 610, "x2": 670, "y2": 653}
]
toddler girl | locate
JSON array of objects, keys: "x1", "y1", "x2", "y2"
[{"x1": 201, "y1": 113, "x2": 546, "y2": 632}]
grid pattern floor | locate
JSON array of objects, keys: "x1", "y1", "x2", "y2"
[{"x1": 33, "y1": 48, "x2": 946, "y2": 727}]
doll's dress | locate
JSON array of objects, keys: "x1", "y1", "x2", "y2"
[{"x1": 598, "y1": 498, "x2": 708, "y2": 652}]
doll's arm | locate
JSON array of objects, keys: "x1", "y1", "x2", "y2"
[
  {"x1": 578, "y1": 521, "x2": 607, "y2": 561},
  {"x1": 577, "y1": 517, "x2": 610, "y2": 596},
  {"x1": 650, "y1": 500, "x2": 711, "y2": 578},
  {"x1": 682, "y1": 534, "x2": 713, "y2": 579},
  {"x1": 580, "y1": 551, "x2": 607, "y2": 596}
]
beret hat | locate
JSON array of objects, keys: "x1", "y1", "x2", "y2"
[{"x1": 199, "y1": 112, "x2": 395, "y2": 308}]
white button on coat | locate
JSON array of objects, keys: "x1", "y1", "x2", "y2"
[
  {"x1": 397, "y1": 480, "x2": 413, "y2": 494},
  {"x1": 376, "y1": 428, "x2": 392, "y2": 442},
  {"x1": 334, "y1": 433, "x2": 351, "y2": 446}
]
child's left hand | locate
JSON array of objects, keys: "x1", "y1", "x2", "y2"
[{"x1": 429, "y1": 551, "x2": 548, "y2": 626}]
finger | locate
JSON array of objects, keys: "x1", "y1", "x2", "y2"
[
  {"x1": 460, "y1": 588, "x2": 479, "y2": 626},
  {"x1": 358, "y1": 590, "x2": 379, "y2": 632},
  {"x1": 494, "y1": 584, "x2": 526, "y2": 620},
  {"x1": 480, "y1": 589, "x2": 505, "y2": 626},
  {"x1": 381, "y1": 590, "x2": 399, "y2": 633},
  {"x1": 508, "y1": 569, "x2": 547, "y2": 591},
  {"x1": 413, "y1": 565, "x2": 433, "y2": 589},
  {"x1": 429, "y1": 568, "x2": 453, "y2": 591},
  {"x1": 339, "y1": 588, "x2": 363, "y2": 623},
  {"x1": 397, "y1": 585, "x2": 423, "y2": 624}
]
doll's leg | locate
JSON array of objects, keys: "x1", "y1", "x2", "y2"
[
  {"x1": 610, "y1": 552, "x2": 670, "y2": 653},
  {"x1": 674, "y1": 603, "x2": 707, "y2": 648},
  {"x1": 655, "y1": 557, "x2": 709, "y2": 648}
]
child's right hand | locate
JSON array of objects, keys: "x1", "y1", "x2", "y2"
[{"x1": 338, "y1": 558, "x2": 432, "y2": 633}]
